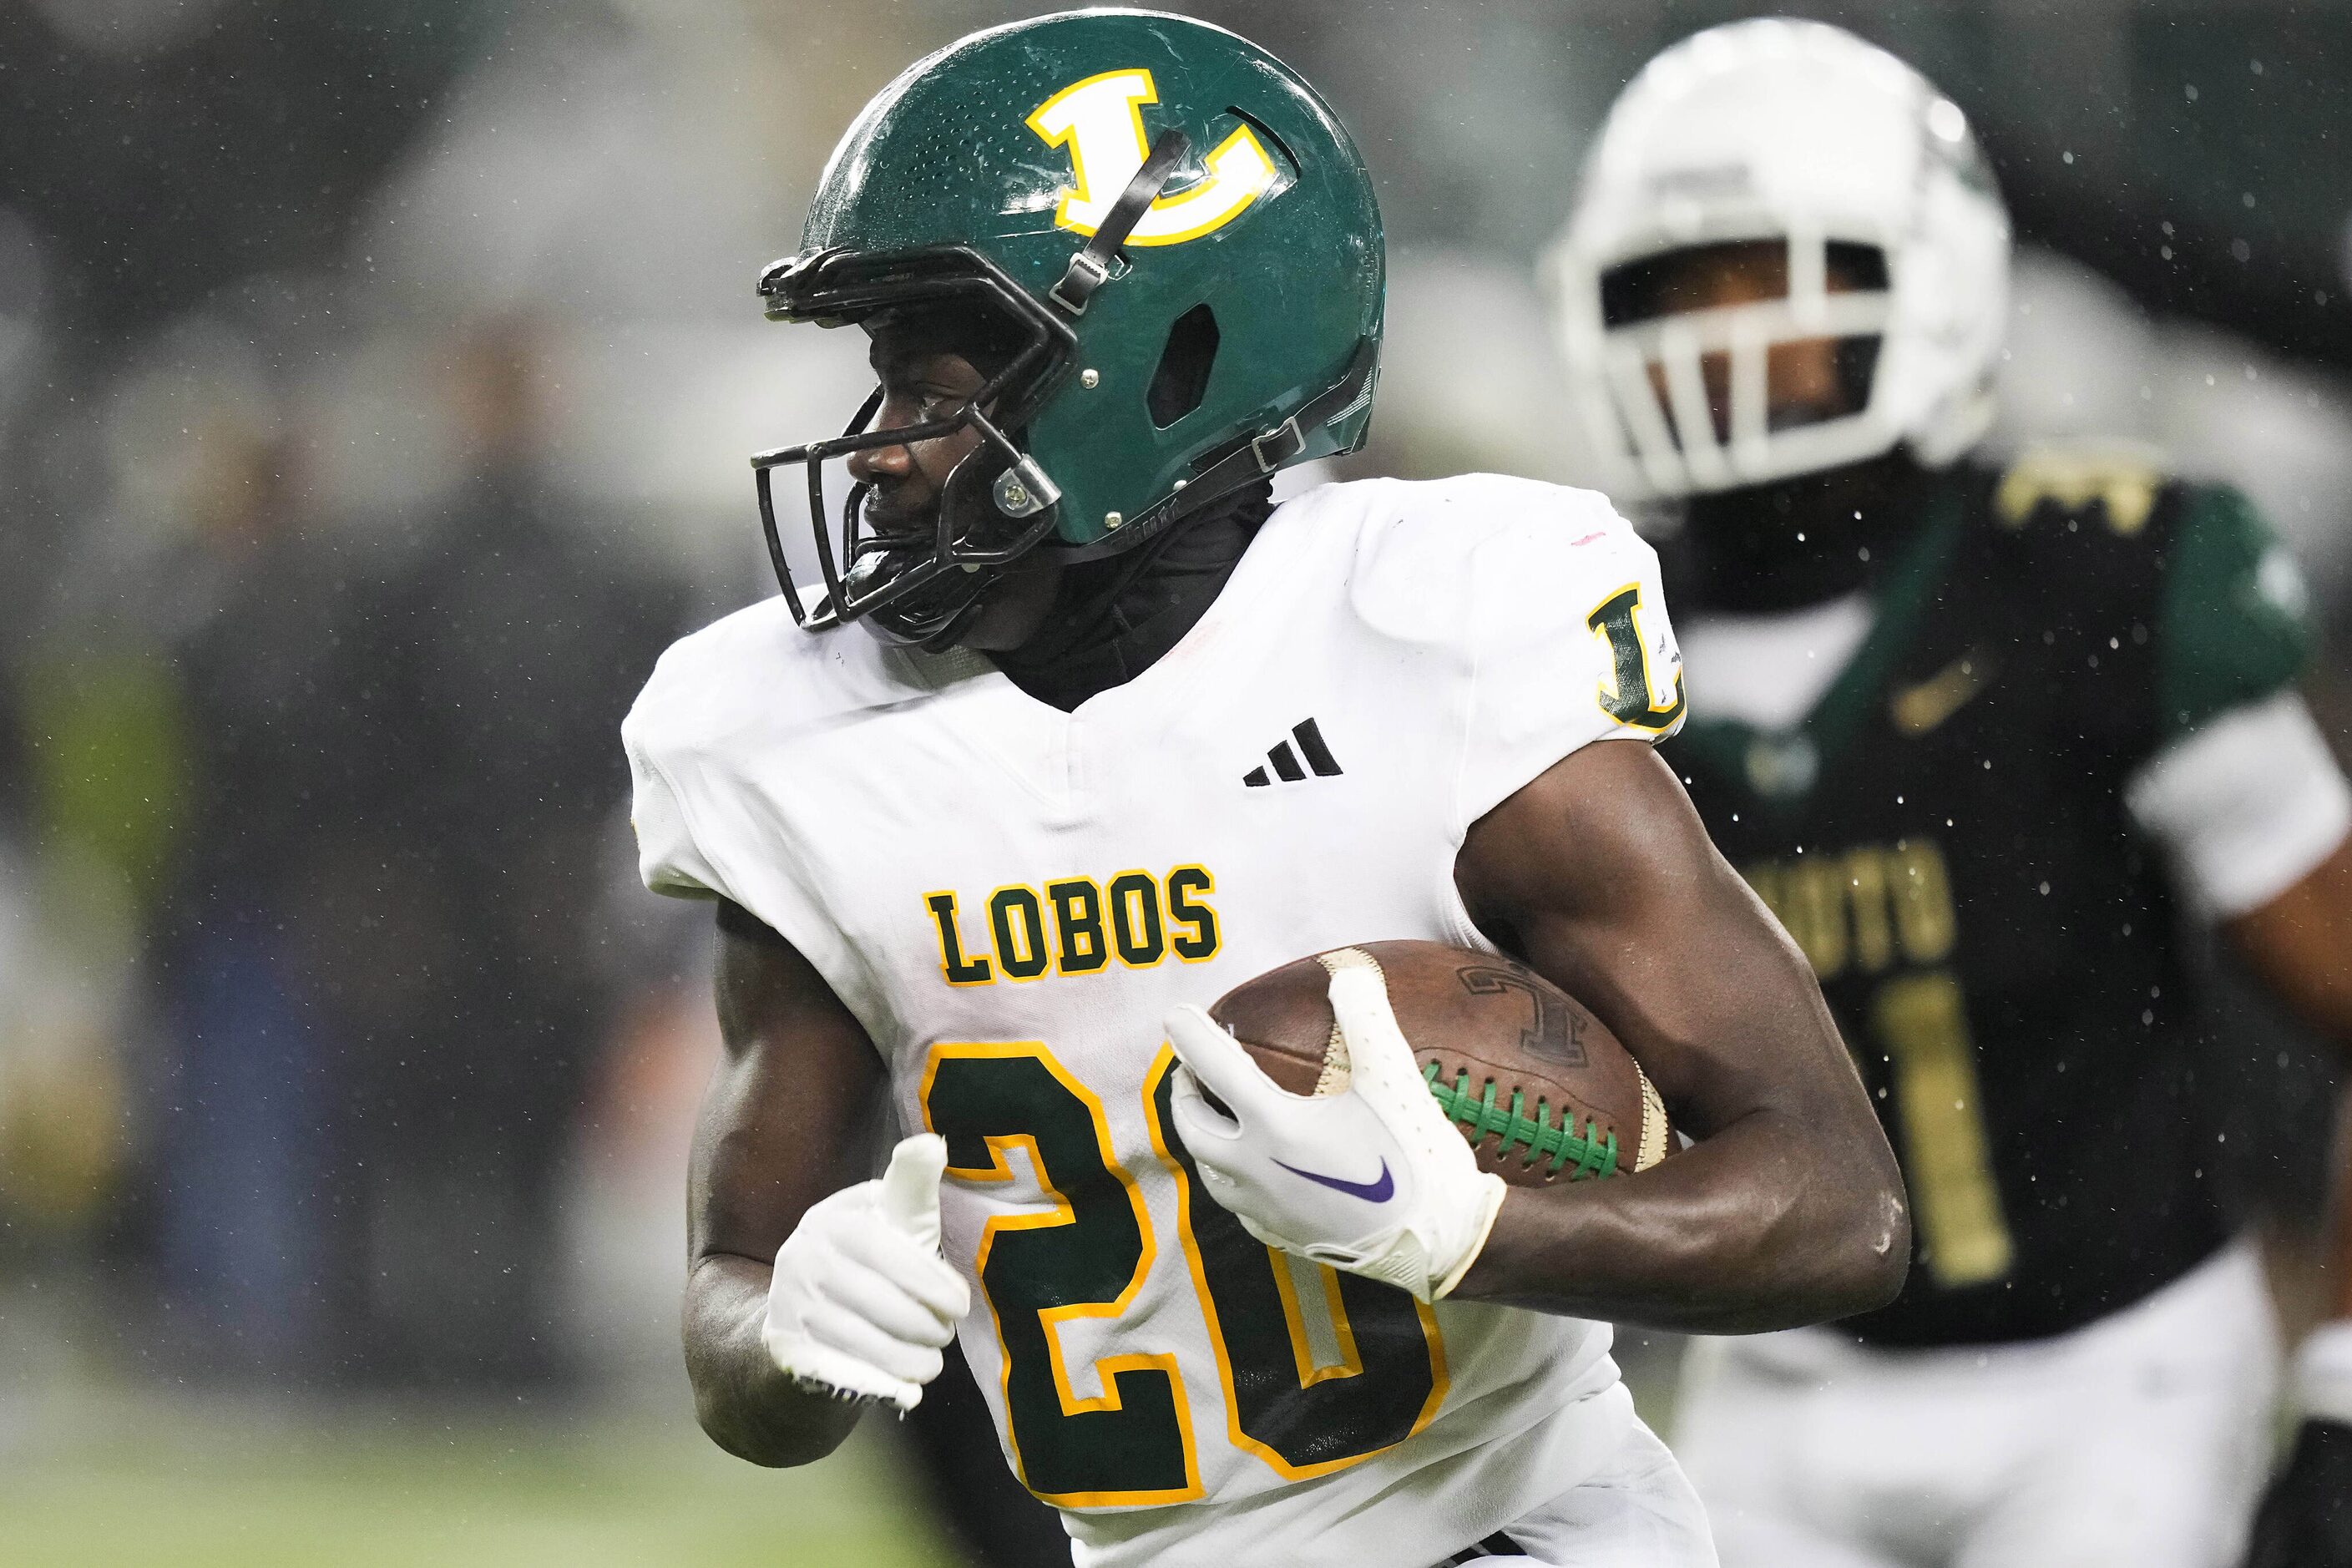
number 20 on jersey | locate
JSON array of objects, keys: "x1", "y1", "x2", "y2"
[{"x1": 923, "y1": 1043, "x2": 1449, "y2": 1507}]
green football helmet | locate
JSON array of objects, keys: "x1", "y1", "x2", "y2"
[{"x1": 751, "y1": 8, "x2": 1384, "y2": 649}]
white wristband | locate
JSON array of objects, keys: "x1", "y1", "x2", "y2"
[{"x1": 2296, "y1": 1318, "x2": 2352, "y2": 1427}]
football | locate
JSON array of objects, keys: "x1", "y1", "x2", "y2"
[{"x1": 1209, "y1": 941, "x2": 1673, "y2": 1187}]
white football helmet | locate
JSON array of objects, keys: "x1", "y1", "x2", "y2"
[{"x1": 1547, "y1": 19, "x2": 2011, "y2": 503}]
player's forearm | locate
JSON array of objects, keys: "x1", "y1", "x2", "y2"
[
  {"x1": 1452, "y1": 1108, "x2": 1909, "y2": 1331},
  {"x1": 2231, "y1": 845, "x2": 2352, "y2": 1316},
  {"x1": 683, "y1": 1253, "x2": 862, "y2": 1466},
  {"x1": 1449, "y1": 741, "x2": 1909, "y2": 1328}
]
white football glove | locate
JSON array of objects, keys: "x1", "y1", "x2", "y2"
[
  {"x1": 1166, "y1": 948, "x2": 1508, "y2": 1302},
  {"x1": 761, "y1": 1132, "x2": 971, "y2": 1411}
]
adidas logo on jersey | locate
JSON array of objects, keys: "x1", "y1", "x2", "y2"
[{"x1": 1242, "y1": 718, "x2": 1344, "y2": 787}]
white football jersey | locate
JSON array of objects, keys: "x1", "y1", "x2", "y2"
[{"x1": 625, "y1": 475, "x2": 1688, "y2": 1568}]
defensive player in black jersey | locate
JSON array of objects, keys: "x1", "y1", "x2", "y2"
[{"x1": 1549, "y1": 21, "x2": 2352, "y2": 1567}]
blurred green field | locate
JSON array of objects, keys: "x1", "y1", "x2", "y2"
[
  {"x1": 0, "y1": 1390, "x2": 965, "y2": 1568},
  {"x1": 0, "y1": 1315, "x2": 1688, "y2": 1566}
]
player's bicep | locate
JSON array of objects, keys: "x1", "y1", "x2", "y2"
[
  {"x1": 690, "y1": 902, "x2": 888, "y2": 1267},
  {"x1": 1457, "y1": 738, "x2": 1856, "y2": 1138},
  {"x1": 2127, "y1": 691, "x2": 2352, "y2": 918}
]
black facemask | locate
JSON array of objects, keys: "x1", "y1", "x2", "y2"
[
  {"x1": 1672, "y1": 450, "x2": 1932, "y2": 615},
  {"x1": 989, "y1": 481, "x2": 1275, "y2": 711}
]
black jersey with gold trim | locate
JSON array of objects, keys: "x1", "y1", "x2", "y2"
[{"x1": 1665, "y1": 450, "x2": 2311, "y2": 1348}]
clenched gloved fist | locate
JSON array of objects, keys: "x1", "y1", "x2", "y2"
[
  {"x1": 1166, "y1": 948, "x2": 1507, "y2": 1303},
  {"x1": 761, "y1": 1132, "x2": 971, "y2": 1410}
]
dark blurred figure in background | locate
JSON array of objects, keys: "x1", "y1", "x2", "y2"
[
  {"x1": 316, "y1": 314, "x2": 684, "y2": 1389},
  {"x1": 149, "y1": 411, "x2": 352, "y2": 1377}
]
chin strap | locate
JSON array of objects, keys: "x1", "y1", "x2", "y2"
[
  {"x1": 1046, "y1": 333, "x2": 1378, "y2": 566},
  {"x1": 1167, "y1": 334, "x2": 1379, "y2": 512},
  {"x1": 1049, "y1": 129, "x2": 1192, "y2": 316}
]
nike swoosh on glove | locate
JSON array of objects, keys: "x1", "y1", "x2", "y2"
[
  {"x1": 761, "y1": 1133, "x2": 972, "y2": 1410},
  {"x1": 1166, "y1": 948, "x2": 1507, "y2": 1302}
]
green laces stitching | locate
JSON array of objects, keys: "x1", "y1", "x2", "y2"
[{"x1": 1422, "y1": 1061, "x2": 1619, "y2": 1180}]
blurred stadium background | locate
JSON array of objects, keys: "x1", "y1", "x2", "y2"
[{"x1": 0, "y1": 0, "x2": 2347, "y2": 1561}]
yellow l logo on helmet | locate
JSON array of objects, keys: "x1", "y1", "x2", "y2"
[{"x1": 1026, "y1": 68, "x2": 1276, "y2": 245}]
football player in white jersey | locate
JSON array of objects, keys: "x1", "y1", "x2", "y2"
[
  {"x1": 1546, "y1": 19, "x2": 2352, "y2": 1568},
  {"x1": 622, "y1": 13, "x2": 1909, "y2": 1567}
]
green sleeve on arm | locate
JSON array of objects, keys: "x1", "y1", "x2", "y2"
[{"x1": 2156, "y1": 483, "x2": 2314, "y2": 741}]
